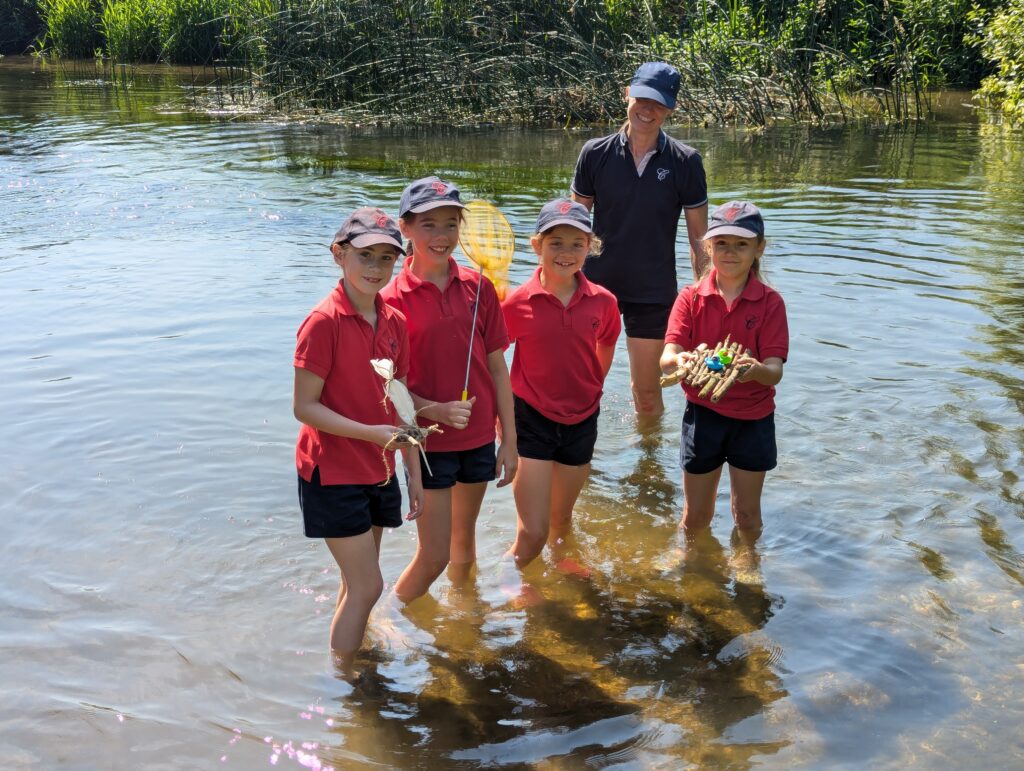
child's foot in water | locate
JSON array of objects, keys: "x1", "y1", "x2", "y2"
[{"x1": 554, "y1": 556, "x2": 592, "y2": 579}]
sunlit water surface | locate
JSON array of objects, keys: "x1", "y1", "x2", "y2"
[{"x1": 2, "y1": 58, "x2": 1023, "y2": 769}]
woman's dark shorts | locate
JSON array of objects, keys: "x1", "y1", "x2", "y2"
[
  {"x1": 617, "y1": 300, "x2": 674, "y2": 340},
  {"x1": 681, "y1": 402, "x2": 777, "y2": 474},
  {"x1": 420, "y1": 440, "x2": 497, "y2": 489},
  {"x1": 298, "y1": 467, "x2": 402, "y2": 538},
  {"x1": 514, "y1": 396, "x2": 599, "y2": 466}
]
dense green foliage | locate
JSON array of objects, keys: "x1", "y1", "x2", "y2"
[
  {"x1": 973, "y1": 0, "x2": 1024, "y2": 122},
  {"x1": 1, "y1": 0, "x2": 1021, "y2": 123},
  {"x1": 1, "y1": 0, "x2": 41, "y2": 53}
]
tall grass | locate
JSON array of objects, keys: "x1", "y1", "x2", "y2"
[
  {"x1": 26, "y1": 0, "x2": 1014, "y2": 124},
  {"x1": 41, "y1": 0, "x2": 101, "y2": 58},
  {"x1": 102, "y1": 0, "x2": 159, "y2": 62}
]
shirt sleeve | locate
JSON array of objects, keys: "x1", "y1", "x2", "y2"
[
  {"x1": 570, "y1": 140, "x2": 597, "y2": 199},
  {"x1": 757, "y1": 292, "x2": 789, "y2": 362},
  {"x1": 597, "y1": 294, "x2": 621, "y2": 347},
  {"x1": 480, "y1": 277, "x2": 510, "y2": 353},
  {"x1": 294, "y1": 311, "x2": 335, "y2": 380},
  {"x1": 664, "y1": 288, "x2": 695, "y2": 348},
  {"x1": 678, "y1": 149, "x2": 708, "y2": 209}
]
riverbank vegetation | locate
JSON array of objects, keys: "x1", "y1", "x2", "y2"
[{"x1": 2, "y1": 0, "x2": 1022, "y2": 124}]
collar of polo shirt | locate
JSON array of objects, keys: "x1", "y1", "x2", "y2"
[{"x1": 619, "y1": 129, "x2": 669, "y2": 153}]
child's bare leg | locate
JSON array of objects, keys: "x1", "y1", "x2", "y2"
[
  {"x1": 336, "y1": 526, "x2": 383, "y2": 609},
  {"x1": 547, "y1": 462, "x2": 591, "y2": 576},
  {"x1": 394, "y1": 489, "x2": 452, "y2": 602},
  {"x1": 448, "y1": 481, "x2": 487, "y2": 583},
  {"x1": 547, "y1": 462, "x2": 589, "y2": 546},
  {"x1": 324, "y1": 531, "x2": 385, "y2": 674},
  {"x1": 508, "y1": 458, "x2": 553, "y2": 568},
  {"x1": 681, "y1": 466, "x2": 723, "y2": 532},
  {"x1": 727, "y1": 465, "x2": 765, "y2": 533}
]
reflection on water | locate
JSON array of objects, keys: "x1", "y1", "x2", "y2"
[{"x1": 1, "y1": 55, "x2": 1023, "y2": 768}]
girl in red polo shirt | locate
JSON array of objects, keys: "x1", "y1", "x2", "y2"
[
  {"x1": 381, "y1": 177, "x2": 518, "y2": 602},
  {"x1": 660, "y1": 201, "x2": 788, "y2": 543},
  {"x1": 293, "y1": 207, "x2": 424, "y2": 677},
  {"x1": 501, "y1": 199, "x2": 621, "y2": 574}
]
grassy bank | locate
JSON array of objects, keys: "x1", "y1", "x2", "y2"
[{"x1": 3, "y1": 0, "x2": 1023, "y2": 124}]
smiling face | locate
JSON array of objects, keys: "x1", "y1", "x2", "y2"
[
  {"x1": 332, "y1": 241, "x2": 401, "y2": 301},
  {"x1": 398, "y1": 206, "x2": 462, "y2": 268},
  {"x1": 532, "y1": 224, "x2": 591, "y2": 281},
  {"x1": 706, "y1": 233, "x2": 766, "y2": 282},
  {"x1": 625, "y1": 93, "x2": 672, "y2": 137}
]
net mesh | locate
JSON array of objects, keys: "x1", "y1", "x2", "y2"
[{"x1": 459, "y1": 199, "x2": 515, "y2": 300}]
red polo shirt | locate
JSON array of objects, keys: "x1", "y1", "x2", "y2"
[
  {"x1": 665, "y1": 269, "x2": 788, "y2": 420},
  {"x1": 294, "y1": 281, "x2": 410, "y2": 485},
  {"x1": 503, "y1": 268, "x2": 621, "y2": 423},
  {"x1": 381, "y1": 256, "x2": 509, "y2": 452}
]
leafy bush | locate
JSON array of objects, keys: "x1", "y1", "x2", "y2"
[
  {"x1": 973, "y1": 0, "x2": 1024, "y2": 122},
  {"x1": 0, "y1": 0, "x2": 43, "y2": 53}
]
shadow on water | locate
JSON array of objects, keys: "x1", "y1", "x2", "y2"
[{"x1": 311, "y1": 528, "x2": 791, "y2": 767}]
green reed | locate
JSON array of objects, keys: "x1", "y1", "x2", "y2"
[
  {"x1": 101, "y1": 0, "x2": 159, "y2": 62},
  {"x1": 20, "y1": 0, "x2": 1017, "y2": 124},
  {"x1": 40, "y1": 0, "x2": 101, "y2": 58}
]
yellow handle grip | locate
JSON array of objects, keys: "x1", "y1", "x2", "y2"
[{"x1": 461, "y1": 389, "x2": 469, "y2": 401}]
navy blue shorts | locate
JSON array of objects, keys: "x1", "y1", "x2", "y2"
[
  {"x1": 297, "y1": 467, "x2": 402, "y2": 538},
  {"x1": 681, "y1": 402, "x2": 777, "y2": 474},
  {"x1": 514, "y1": 396, "x2": 599, "y2": 466},
  {"x1": 420, "y1": 440, "x2": 497, "y2": 489},
  {"x1": 617, "y1": 300, "x2": 674, "y2": 340}
]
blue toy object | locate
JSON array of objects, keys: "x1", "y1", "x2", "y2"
[{"x1": 705, "y1": 355, "x2": 724, "y2": 372}]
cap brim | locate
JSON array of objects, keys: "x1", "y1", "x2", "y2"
[
  {"x1": 539, "y1": 218, "x2": 592, "y2": 234},
  {"x1": 404, "y1": 199, "x2": 466, "y2": 215},
  {"x1": 628, "y1": 84, "x2": 675, "y2": 109},
  {"x1": 347, "y1": 233, "x2": 404, "y2": 250},
  {"x1": 703, "y1": 225, "x2": 760, "y2": 240}
]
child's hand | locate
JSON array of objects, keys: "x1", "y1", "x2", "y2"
[
  {"x1": 494, "y1": 441, "x2": 518, "y2": 488},
  {"x1": 437, "y1": 396, "x2": 475, "y2": 430},
  {"x1": 368, "y1": 424, "x2": 406, "y2": 449},
  {"x1": 675, "y1": 350, "x2": 698, "y2": 368},
  {"x1": 661, "y1": 349, "x2": 695, "y2": 374},
  {"x1": 406, "y1": 478, "x2": 425, "y2": 520},
  {"x1": 735, "y1": 354, "x2": 761, "y2": 382}
]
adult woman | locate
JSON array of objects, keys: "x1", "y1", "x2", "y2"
[{"x1": 571, "y1": 62, "x2": 708, "y2": 418}]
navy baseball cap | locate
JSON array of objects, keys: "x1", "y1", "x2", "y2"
[
  {"x1": 332, "y1": 207, "x2": 403, "y2": 250},
  {"x1": 628, "y1": 62, "x2": 681, "y2": 109},
  {"x1": 398, "y1": 176, "x2": 465, "y2": 217},
  {"x1": 704, "y1": 201, "x2": 765, "y2": 239},
  {"x1": 535, "y1": 198, "x2": 592, "y2": 234}
]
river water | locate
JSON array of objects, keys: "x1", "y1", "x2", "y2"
[{"x1": 1, "y1": 57, "x2": 1022, "y2": 769}]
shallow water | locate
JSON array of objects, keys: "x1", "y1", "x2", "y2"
[{"x1": 2, "y1": 58, "x2": 1023, "y2": 769}]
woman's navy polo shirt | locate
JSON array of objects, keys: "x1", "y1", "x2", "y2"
[{"x1": 571, "y1": 130, "x2": 708, "y2": 306}]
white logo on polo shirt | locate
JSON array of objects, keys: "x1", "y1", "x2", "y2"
[{"x1": 656, "y1": 168, "x2": 669, "y2": 181}]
